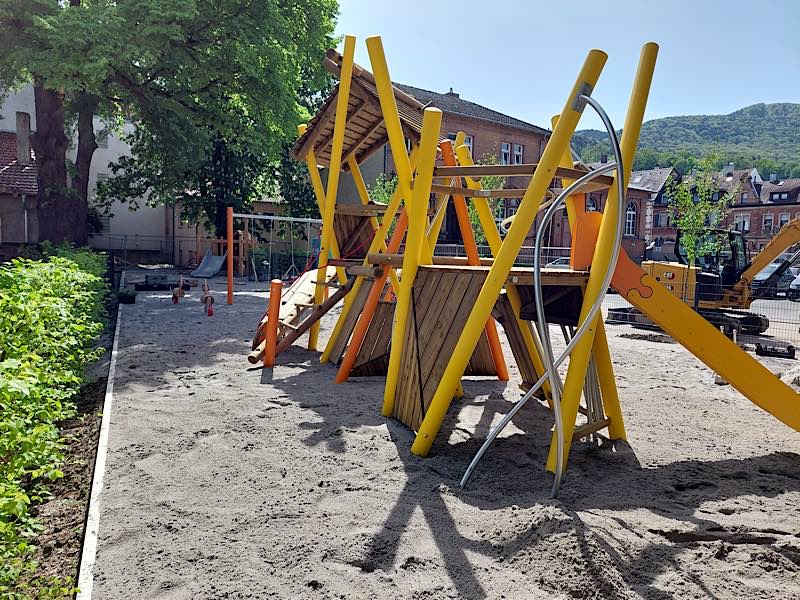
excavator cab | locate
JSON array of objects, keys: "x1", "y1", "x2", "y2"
[{"x1": 675, "y1": 229, "x2": 749, "y2": 299}]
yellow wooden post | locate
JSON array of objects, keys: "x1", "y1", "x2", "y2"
[
  {"x1": 381, "y1": 107, "x2": 442, "y2": 415},
  {"x1": 545, "y1": 42, "x2": 658, "y2": 472},
  {"x1": 298, "y1": 124, "x2": 347, "y2": 353},
  {"x1": 410, "y1": 50, "x2": 609, "y2": 456},
  {"x1": 319, "y1": 146, "x2": 419, "y2": 363},
  {"x1": 552, "y1": 115, "x2": 625, "y2": 439}
]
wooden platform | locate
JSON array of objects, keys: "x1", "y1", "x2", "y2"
[{"x1": 393, "y1": 266, "x2": 497, "y2": 431}]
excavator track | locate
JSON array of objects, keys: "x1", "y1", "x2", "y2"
[{"x1": 607, "y1": 306, "x2": 769, "y2": 335}]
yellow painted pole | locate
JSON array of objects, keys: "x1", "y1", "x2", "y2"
[
  {"x1": 410, "y1": 50, "x2": 609, "y2": 456},
  {"x1": 381, "y1": 107, "x2": 442, "y2": 416},
  {"x1": 347, "y1": 155, "x2": 381, "y2": 234},
  {"x1": 546, "y1": 42, "x2": 658, "y2": 472},
  {"x1": 299, "y1": 124, "x2": 347, "y2": 284},
  {"x1": 312, "y1": 36, "x2": 355, "y2": 352},
  {"x1": 365, "y1": 36, "x2": 417, "y2": 237},
  {"x1": 298, "y1": 124, "x2": 346, "y2": 353},
  {"x1": 454, "y1": 139, "x2": 551, "y2": 396},
  {"x1": 552, "y1": 115, "x2": 624, "y2": 438}
]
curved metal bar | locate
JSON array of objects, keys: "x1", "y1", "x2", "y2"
[
  {"x1": 461, "y1": 95, "x2": 627, "y2": 493},
  {"x1": 459, "y1": 162, "x2": 618, "y2": 489}
]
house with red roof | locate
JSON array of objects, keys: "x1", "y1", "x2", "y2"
[{"x1": 0, "y1": 112, "x2": 38, "y2": 251}]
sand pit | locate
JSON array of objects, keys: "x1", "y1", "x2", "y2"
[{"x1": 90, "y1": 274, "x2": 800, "y2": 599}]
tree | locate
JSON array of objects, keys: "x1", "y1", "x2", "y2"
[
  {"x1": 667, "y1": 154, "x2": 739, "y2": 265},
  {"x1": 0, "y1": 0, "x2": 338, "y2": 242},
  {"x1": 467, "y1": 153, "x2": 506, "y2": 246}
]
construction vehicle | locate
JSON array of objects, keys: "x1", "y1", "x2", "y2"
[{"x1": 609, "y1": 217, "x2": 800, "y2": 334}]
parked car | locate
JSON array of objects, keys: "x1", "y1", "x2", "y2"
[
  {"x1": 545, "y1": 256, "x2": 570, "y2": 269},
  {"x1": 752, "y1": 261, "x2": 796, "y2": 298}
]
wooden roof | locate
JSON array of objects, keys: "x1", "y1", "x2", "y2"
[{"x1": 291, "y1": 49, "x2": 427, "y2": 167}]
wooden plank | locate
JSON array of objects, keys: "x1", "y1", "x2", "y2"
[
  {"x1": 433, "y1": 164, "x2": 615, "y2": 187},
  {"x1": 337, "y1": 204, "x2": 389, "y2": 216},
  {"x1": 394, "y1": 270, "x2": 431, "y2": 426},
  {"x1": 328, "y1": 279, "x2": 373, "y2": 364},
  {"x1": 413, "y1": 271, "x2": 476, "y2": 427},
  {"x1": 404, "y1": 269, "x2": 444, "y2": 427},
  {"x1": 573, "y1": 418, "x2": 610, "y2": 440},
  {"x1": 421, "y1": 271, "x2": 488, "y2": 414},
  {"x1": 353, "y1": 299, "x2": 393, "y2": 368}
]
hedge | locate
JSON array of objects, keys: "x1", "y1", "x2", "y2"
[{"x1": 0, "y1": 245, "x2": 108, "y2": 598}]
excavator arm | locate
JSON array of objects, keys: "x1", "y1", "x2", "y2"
[{"x1": 739, "y1": 217, "x2": 800, "y2": 287}]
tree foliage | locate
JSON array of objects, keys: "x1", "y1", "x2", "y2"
[
  {"x1": 0, "y1": 0, "x2": 339, "y2": 239},
  {"x1": 468, "y1": 153, "x2": 505, "y2": 246},
  {"x1": 667, "y1": 154, "x2": 739, "y2": 266}
]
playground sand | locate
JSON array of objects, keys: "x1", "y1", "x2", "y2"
[{"x1": 91, "y1": 281, "x2": 800, "y2": 599}]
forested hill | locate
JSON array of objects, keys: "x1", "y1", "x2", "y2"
[{"x1": 573, "y1": 103, "x2": 800, "y2": 177}]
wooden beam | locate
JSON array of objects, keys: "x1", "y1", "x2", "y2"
[
  {"x1": 336, "y1": 204, "x2": 389, "y2": 216},
  {"x1": 296, "y1": 89, "x2": 339, "y2": 160},
  {"x1": 323, "y1": 51, "x2": 426, "y2": 110},
  {"x1": 433, "y1": 164, "x2": 615, "y2": 186}
]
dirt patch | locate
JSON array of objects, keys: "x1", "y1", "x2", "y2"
[
  {"x1": 28, "y1": 377, "x2": 106, "y2": 589},
  {"x1": 619, "y1": 332, "x2": 676, "y2": 344}
]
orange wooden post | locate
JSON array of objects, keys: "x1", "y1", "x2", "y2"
[
  {"x1": 440, "y1": 141, "x2": 509, "y2": 381},
  {"x1": 264, "y1": 279, "x2": 282, "y2": 368},
  {"x1": 226, "y1": 206, "x2": 234, "y2": 305},
  {"x1": 335, "y1": 210, "x2": 409, "y2": 383}
]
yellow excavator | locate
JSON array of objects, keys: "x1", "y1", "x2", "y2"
[{"x1": 609, "y1": 218, "x2": 800, "y2": 334}]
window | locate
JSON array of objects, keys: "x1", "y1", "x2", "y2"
[
  {"x1": 781, "y1": 193, "x2": 789, "y2": 200},
  {"x1": 780, "y1": 213, "x2": 790, "y2": 227},
  {"x1": 741, "y1": 192, "x2": 748, "y2": 204},
  {"x1": 513, "y1": 143, "x2": 524, "y2": 165},
  {"x1": 734, "y1": 213, "x2": 750, "y2": 232},
  {"x1": 96, "y1": 128, "x2": 109, "y2": 149},
  {"x1": 447, "y1": 133, "x2": 473, "y2": 154},
  {"x1": 624, "y1": 201, "x2": 637, "y2": 236},
  {"x1": 464, "y1": 135, "x2": 474, "y2": 155},
  {"x1": 763, "y1": 213, "x2": 774, "y2": 232},
  {"x1": 653, "y1": 212, "x2": 671, "y2": 228},
  {"x1": 405, "y1": 137, "x2": 413, "y2": 153},
  {"x1": 500, "y1": 142, "x2": 511, "y2": 165},
  {"x1": 586, "y1": 197, "x2": 597, "y2": 212}
]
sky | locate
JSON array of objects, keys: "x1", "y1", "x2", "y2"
[{"x1": 334, "y1": 0, "x2": 800, "y2": 130}]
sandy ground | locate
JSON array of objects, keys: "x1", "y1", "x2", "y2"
[{"x1": 91, "y1": 274, "x2": 800, "y2": 599}]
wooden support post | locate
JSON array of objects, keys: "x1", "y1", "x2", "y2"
[
  {"x1": 226, "y1": 206, "x2": 234, "y2": 305},
  {"x1": 264, "y1": 279, "x2": 282, "y2": 368}
]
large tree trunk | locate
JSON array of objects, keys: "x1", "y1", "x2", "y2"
[
  {"x1": 31, "y1": 79, "x2": 87, "y2": 244},
  {"x1": 72, "y1": 93, "x2": 99, "y2": 212}
]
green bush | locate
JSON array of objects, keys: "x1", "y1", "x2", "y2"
[{"x1": 0, "y1": 247, "x2": 107, "y2": 598}]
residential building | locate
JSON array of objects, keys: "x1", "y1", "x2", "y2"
[
  {"x1": 0, "y1": 116, "x2": 38, "y2": 256},
  {"x1": 337, "y1": 84, "x2": 551, "y2": 243}
]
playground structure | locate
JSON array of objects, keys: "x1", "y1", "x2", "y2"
[{"x1": 240, "y1": 34, "x2": 800, "y2": 494}]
